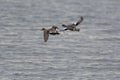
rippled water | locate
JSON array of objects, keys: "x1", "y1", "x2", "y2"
[{"x1": 0, "y1": 0, "x2": 120, "y2": 80}]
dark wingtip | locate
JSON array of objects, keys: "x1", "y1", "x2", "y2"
[
  {"x1": 75, "y1": 16, "x2": 84, "y2": 26},
  {"x1": 44, "y1": 40, "x2": 47, "y2": 42},
  {"x1": 81, "y1": 16, "x2": 84, "y2": 21}
]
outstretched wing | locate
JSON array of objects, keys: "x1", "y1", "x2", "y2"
[
  {"x1": 43, "y1": 30, "x2": 49, "y2": 42},
  {"x1": 75, "y1": 16, "x2": 84, "y2": 26}
]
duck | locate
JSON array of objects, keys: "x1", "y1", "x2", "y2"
[
  {"x1": 41, "y1": 26, "x2": 60, "y2": 42},
  {"x1": 62, "y1": 16, "x2": 83, "y2": 31}
]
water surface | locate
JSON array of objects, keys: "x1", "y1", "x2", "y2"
[{"x1": 0, "y1": 0, "x2": 120, "y2": 80}]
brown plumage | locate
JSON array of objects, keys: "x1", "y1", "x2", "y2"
[
  {"x1": 41, "y1": 26, "x2": 60, "y2": 42},
  {"x1": 62, "y1": 16, "x2": 83, "y2": 31}
]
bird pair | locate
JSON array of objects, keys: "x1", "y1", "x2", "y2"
[{"x1": 41, "y1": 16, "x2": 84, "y2": 42}]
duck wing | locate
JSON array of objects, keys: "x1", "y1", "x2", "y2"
[
  {"x1": 43, "y1": 30, "x2": 49, "y2": 42},
  {"x1": 75, "y1": 16, "x2": 84, "y2": 26}
]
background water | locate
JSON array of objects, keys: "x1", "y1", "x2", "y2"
[{"x1": 0, "y1": 0, "x2": 120, "y2": 80}]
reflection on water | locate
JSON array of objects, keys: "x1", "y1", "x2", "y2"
[{"x1": 0, "y1": 0, "x2": 120, "y2": 80}]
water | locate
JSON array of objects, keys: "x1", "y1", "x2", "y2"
[{"x1": 0, "y1": 0, "x2": 120, "y2": 80}]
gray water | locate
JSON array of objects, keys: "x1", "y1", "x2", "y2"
[{"x1": 0, "y1": 0, "x2": 120, "y2": 80}]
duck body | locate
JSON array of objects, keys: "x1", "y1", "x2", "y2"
[{"x1": 48, "y1": 26, "x2": 60, "y2": 35}]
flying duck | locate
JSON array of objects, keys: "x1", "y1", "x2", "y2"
[
  {"x1": 41, "y1": 26, "x2": 60, "y2": 42},
  {"x1": 62, "y1": 16, "x2": 83, "y2": 31}
]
